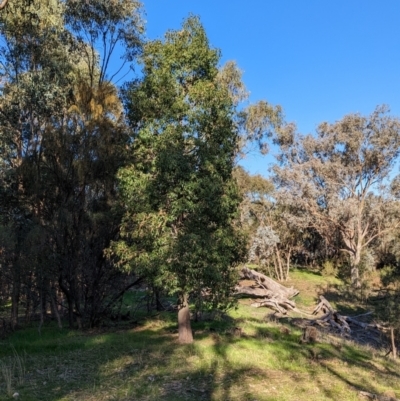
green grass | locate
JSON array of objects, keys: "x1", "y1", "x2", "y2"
[{"x1": 0, "y1": 271, "x2": 399, "y2": 401}]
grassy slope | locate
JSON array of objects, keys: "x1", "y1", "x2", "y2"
[{"x1": 0, "y1": 270, "x2": 399, "y2": 401}]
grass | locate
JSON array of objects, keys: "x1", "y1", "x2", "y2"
[{"x1": 0, "y1": 269, "x2": 399, "y2": 400}]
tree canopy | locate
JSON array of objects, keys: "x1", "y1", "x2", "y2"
[
  {"x1": 112, "y1": 16, "x2": 246, "y2": 343},
  {"x1": 273, "y1": 106, "x2": 400, "y2": 286}
]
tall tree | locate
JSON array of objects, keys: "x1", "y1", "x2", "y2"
[
  {"x1": 0, "y1": 0, "x2": 144, "y2": 327},
  {"x1": 0, "y1": 0, "x2": 77, "y2": 327},
  {"x1": 273, "y1": 106, "x2": 400, "y2": 287},
  {"x1": 112, "y1": 16, "x2": 246, "y2": 343}
]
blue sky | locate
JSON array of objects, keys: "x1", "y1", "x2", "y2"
[{"x1": 138, "y1": 1, "x2": 400, "y2": 175}]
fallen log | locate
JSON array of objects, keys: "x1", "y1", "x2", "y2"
[
  {"x1": 239, "y1": 267, "x2": 299, "y2": 298},
  {"x1": 312, "y1": 295, "x2": 334, "y2": 315},
  {"x1": 309, "y1": 297, "x2": 391, "y2": 347},
  {"x1": 234, "y1": 285, "x2": 275, "y2": 298},
  {"x1": 250, "y1": 296, "x2": 297, "y2": 315},
  {"x1": 235, "y1": 267, "x2": 299, "y2": 314}
]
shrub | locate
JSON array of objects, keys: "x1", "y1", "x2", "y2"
[{"x1": 321, "y1": 260, "x2": 338, "y2": 278}]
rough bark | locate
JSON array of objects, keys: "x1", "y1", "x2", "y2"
[{"x1": 178, "y1": 293, "x2": 193, "y2": 344}]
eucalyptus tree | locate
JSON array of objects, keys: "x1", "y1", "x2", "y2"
[
  {"x1": 113, "y1": 17, "x2": 246, "y2": 343},
  {"x1": 64, "y1": 0, "x2": 143, "y2": 86},
  {"x1": 234, "y1": 167, "x2": 305, "y2": 280},
  {"x1": 0, "y1": 0, "x2": 144, "y2": 327},
  {"x1": 273, "y1": 106, "x2": 400, "y2": 287},
  {"x1": 0, "y1": 0, "x2": 78, "y2": 327}
]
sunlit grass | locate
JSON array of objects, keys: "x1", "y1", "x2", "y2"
[{"x1": 0, "y1": 272, "x2": 398, "y2": 400}]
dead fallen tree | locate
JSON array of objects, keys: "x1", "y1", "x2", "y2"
[
  {"x1": 235, "y1": 267, "x2": 299, "y2": 314},
  {"x1": 301, "y1": 295, "x2": 394, "y2": 352},
  {"x1": 311, "y1": 295, "x2": 385, "y2": 337},
  {"x1": 235, "y1": 269, "x2": 392, "y2": 351},
  {"x1": 311, "y1": 295, "x2": 352, "y2": 336},
  {"x1": 239, "y1": 267, "x2": 299, "y2": 298}
]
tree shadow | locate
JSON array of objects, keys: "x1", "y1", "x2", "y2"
[
  {"x1": 0, "y1": 314, "x2": 270, "y2": 401},
  {"x1": 1, "y1": 309, "x2": 400, "y2": 401}
]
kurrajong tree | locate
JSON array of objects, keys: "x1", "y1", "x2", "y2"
[
  {"x1": 273, "y1": 106, "x2": 400, "y2": 287},
  {"x1": 112, "y1": 16, "x2": 246, "y2": 343}
]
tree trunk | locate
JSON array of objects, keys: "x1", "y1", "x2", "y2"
[
  {"x1": 59, "y1": 276, "x2": 74, "y2": 328},
  {"x1": 50, "y1": 288, "x2": 62, "y2": 329},
  {"x1": 178, "y1": 293, "x2": 193, "y2": 344},
  {"x1": 342, "y1": 232, "x2": 362, "y2": 288},
  {"x1": 11, "y1": 280, "x2": 20, "y2": 330},
  {"x1": 351, "y1": 265, "x2": 361, "y2": 288},
  {"x1": 275, "y1": 247, "x2": 284, "y2": 281},
  {"x1": 272, "y1": 254, "x2": 280, "y2": 281},
  {"x1": 155, "y1": 289, "x2": 163, "y2": 311},
  {"x1": 350, "y1": 251, "x2": 361, "y2": 288},
  {"x1": 285, "y1": 247, "x2": 292, "y2": 281},
  {"x1": 391, "y1": 327, "x2": 397, "y2": 359}
]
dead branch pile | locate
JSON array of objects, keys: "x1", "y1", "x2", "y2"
[
  {"x1": 235, "y1": 267, "x2": 299, "y2": 314},
  {"x1": 235, "y1": 268, "x2": 396, "y2": 354},
  {"x1": 235, "y1": 268, "x2": 392, "y2": 351},
  {"x1": 308, "y1": 295, "x2": 389, "y2": 348}
]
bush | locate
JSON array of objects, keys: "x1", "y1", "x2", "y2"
[{"x1": 321, "y1": 260, "x2": 338, "y2": 278}]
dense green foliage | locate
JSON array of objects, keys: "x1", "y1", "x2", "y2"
[{"x1": 112, "y1": 18, "x2": 246, "y2": 329}]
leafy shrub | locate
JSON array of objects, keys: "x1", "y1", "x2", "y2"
[{"x1": 321, "y1": 260, "x2": 338, "y2": 278}]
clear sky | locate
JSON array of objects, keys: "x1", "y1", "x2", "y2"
[{"x1": 138, "y1": 1, "x2": 400, "y2": 175}]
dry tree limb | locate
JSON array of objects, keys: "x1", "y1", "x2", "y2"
[
  {"x1": 236, "y1": 267, "x2": 300, "y2": 314},
  {"x1": 234, "y1": 285, "x2": 275, "y2": 298},
  {"x1": 250, "y1": 296, "x2": 296, "y2": 314},
  {"x1": 310, "y1": 297, "x2": 391, "y2": 348},
  {"x1": 312, "y1": 295, "x2": 335, "y2": 315},
  {"x1": 240, "y1": 267, "x2": 299, "y2": 298}
]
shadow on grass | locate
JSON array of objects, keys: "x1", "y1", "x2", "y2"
[
  {"x1": 0, "y1": 309, "x2": 399, "y2": 401},
  {"x1": 0, "y1": 313, "x2": 270, "y2": 401},
  {"x1": 316, "y1": 282, "x2": 370, "y2": 315},
  {"x1": 256, "y1": 323, "x2": 400, "y2": 400}
]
